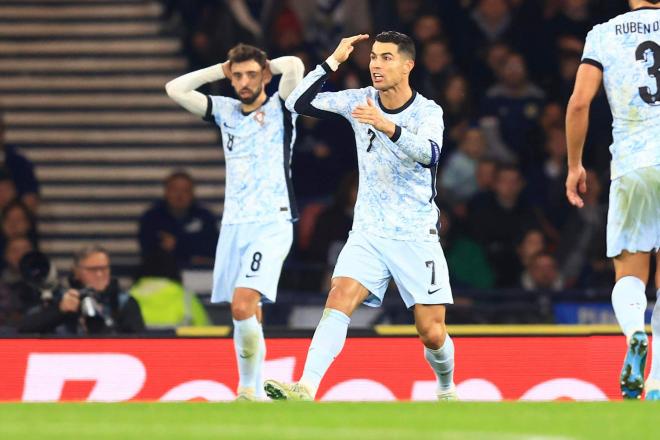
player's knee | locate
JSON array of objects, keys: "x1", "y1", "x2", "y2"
[
  {"x1": 326, "y1": 285, "x2": 360, "y2": 315},
  {"x1": 418, "y1": 323, "x2": 447, "y2": 350},
  {"x1": 231, "y1": 300, "x2": 256, "y2": 321}
]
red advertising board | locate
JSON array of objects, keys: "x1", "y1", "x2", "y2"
[{"x1": 0, "y1": 336, "x2": 638, "y2": 402}]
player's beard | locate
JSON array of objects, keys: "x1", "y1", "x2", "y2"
[{"x1": 238, "y1": 85, "x2": 263, "y2": 105}]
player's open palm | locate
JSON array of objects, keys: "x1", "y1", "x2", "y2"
[
  {"x1": 565, "y1": 166, "x2": 587, "y2": 208},
  {"x1": 331, "y1": 34, "x2": 369, "y2": 63}
]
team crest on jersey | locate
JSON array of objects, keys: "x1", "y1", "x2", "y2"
[{"x1": 254, "y1": 110, "x2": 265, "y2": 126}]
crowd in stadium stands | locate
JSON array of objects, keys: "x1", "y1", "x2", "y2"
[{"x1": 159, "y1": 0, "x2": 628, "y2": 293}]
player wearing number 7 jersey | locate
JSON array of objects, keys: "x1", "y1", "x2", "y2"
[
  {"x1": 566, "y1": 1, "x2": 660, "y2": 400},
  {"x1": 166, "y1": 44, "x2": 304, "y2": 401},
  {"x1": 264, "y1": 32, "x2": 457, "y2": 402}
]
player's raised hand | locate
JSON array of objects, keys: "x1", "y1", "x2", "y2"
[
  {"x1": 352, "y1": 98, "x2": 395, "y2": 136},
  {"x1": 221, "y1": 61, "x2": 231, "y2": 78},
  {"x1": 565, "y1": 165, "x2": 587, "y2": 208},
  {"x1": 331, "y1": 34, "x2": 370, "y2": 64}
]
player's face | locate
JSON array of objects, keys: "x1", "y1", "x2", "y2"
[
  {"x1": 230, "y1": 60, "x2": 265, "y2": 104},
  {"x1": 369, "y1": 41, "x2": 414, "y2": 91}
]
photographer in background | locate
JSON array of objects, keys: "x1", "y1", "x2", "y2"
[{"x1": 18, "y1": 245, "x2": 145, "y2": 335}]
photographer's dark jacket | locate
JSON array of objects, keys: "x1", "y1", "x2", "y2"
[{"x1": 17, "y1": 278, "x2": 145, "y2": 335}]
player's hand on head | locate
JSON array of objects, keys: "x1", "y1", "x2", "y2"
[
  {"x1": 565, "y1": 166, "x2": 587, "y2": 208},
  {"x1": 331, "y1": 34, "x2": 369, "y2": 64},
  {"x1": 221, "y1": 61, "x2": 231, "y2": 78}
]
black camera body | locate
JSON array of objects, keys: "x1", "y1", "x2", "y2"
[{"x1": 19, "y1": 251, "x2": 115, "y2": 333}]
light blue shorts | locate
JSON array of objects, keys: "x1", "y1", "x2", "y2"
[
  {"x1": 211, "y1": 220, "x2": 293, "y2": 303},
  {"x1": 607, "y1": 165, "x2": 660, "y2": 258},
  {"x1": 332, "y1": 230, "x2": 453, "y2": 308}
]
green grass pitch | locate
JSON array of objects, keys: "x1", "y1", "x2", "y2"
[{"x1": 0, "y1": 402, "x2": 656, "y2": 440}]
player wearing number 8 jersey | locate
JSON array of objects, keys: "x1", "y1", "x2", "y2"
[
  {"x1": 566, "y1": 1, "x2": 660, "y2": 400},
  {"x1": 166, "y1": 44, "x2": 304, "y2": 401},
  {"x1": 264, "y1": 32, "x2": 457, "y2": 402}
]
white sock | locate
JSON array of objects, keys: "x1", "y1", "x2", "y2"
[
  {"x1": 300, "y1": 308, "x2": 350, "y2": 397},
  {"x1": 233, "y1": 315, "x2": 261, "y2": 390},
  {"x1": 424, "y1": 335, "x2": 455, "y2": 392},
  {"x1": 648, "y1": 289, "x2": 660, "y2": 384},
  {"x1": 611, "y1": 276, "x2": 647, "y2": 339},
  {"x1": 254, "y1": 322, "x2": 266, "y2": 397}
]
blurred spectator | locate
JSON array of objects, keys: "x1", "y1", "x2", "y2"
[
  {"x1": 468, "y1": 164, "x2": 537, "y2": 287},
  {"x1": 549, "y1": 0, "x2": 594, "y2": 40},
  {"x1": 457, "y1": 0, "x2": 513, "y2": 69},
  {"x1": 556, "y1": 169, "x2": 611, "y2": 288},
  {"x1": 440, "y1": 209, "x2": 494, "y2": 289},
  {"x1": 18, "y1": 245, "x2": 145, "y2": 335},
  {"x1": 1, "y1": 236, "x2": 34, "y2": 285},
  {"x1": 475, "y1": 158, "x2": 498, "y2": 195},
  {"x1": 521, "y1": 252, "x2": 564, "y2": 291},
  {"x1": 0, "y1": 168, "x2": 17, "y2": 212},
  {"x1": 292, "y1": 117, "x2": 357, "y2": 202},
  {"x1": 412, "y1": 13, "x2": 445, "y2": 45},
  {"x1": 0, "y1": 114, "x2": 40, "y2": 212},
  {"x1": 415, "y1": 39, "x2": 458, "y2": 103},
  {"x1": 480, "y1": 53, "x2": 545, "y2": 162},
  {"x1": 516, "y1": 228, "x2": 546, "y2": 273},
  {"x1": 308, "y1": 171, "x2": 357, "y2": 289},
  {"x1": 440, "y1": 127, "x2": 486, "y2": 204},
  {"x1": 438, "y1": 74, "x2": 473, "y2": 151},
  {"x1": 526, "y1": 127, "x2": 570, "y2": 244},
  {"x1": 0, "y1": 236, "x2": 35, "y2": 333},
  {"x1": 138, "y1": 171, "x2": 218, "y2": 270},
  {"x1": 556, "y1": 43, "x2": 583, "y2": 104},
  {"x1": 0, "y1": 199, "x2": 38, "y2": 254},
  {"x1": 268, "y1": 5, "x2": 307, "y2": 59},
  {"x1": 469, "y1": 41, "x2": 513, "y2": 99},
  {"x1": 288, "y1": 0, "x2": 371, "y2": 59},
  {"x1": 130, "y1": 252, "x2": 210, "y2": 328}
]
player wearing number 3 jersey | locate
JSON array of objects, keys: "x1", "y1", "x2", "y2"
[
  {"x1": 264, "y1": 32, "x2": 457, "y2": 402},
  {"x1": 166, "y1": 44, "x2": 304, "y2": 401},
  {"x1": 566, "y1": 1, "x2": 660, "y2": 400}
]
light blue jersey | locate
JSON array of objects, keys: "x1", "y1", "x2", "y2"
[
  {"x1": 286, "y1": 63, "x2": 444, "y2": 242},
  {"x1": 205, "y1": 93, "x2": 298, "y2": 224},
  {"x1": 581, "y1": 7, "x2": 660, "y2": 180}
]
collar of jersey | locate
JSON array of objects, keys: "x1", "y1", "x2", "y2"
[
  {"x1": 240, "y1": 95, "x2": 270, "y2": 116},
  {"x1": 633, "y1": 6, "x2": 660, "y2": 11},
  {"x1": 378, "y1": 90, "x2": 417, "y2": 114}
]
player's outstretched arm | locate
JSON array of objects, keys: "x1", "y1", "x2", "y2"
[
  {"x1": 269, "y1": 56, "x2": 304, "y2": 100},
  {"x1": 285, "y1": 34, "x2": 369, "y2": 118},
  {"x1": 565, "y1": 63, "x2": 602, "y2": 208},
  {"x1": 352, "y1": 99, "x2": 443, "y2": 166},
  {"x1": 165, "y1": 63, "x2": 229, "y2": 117}
]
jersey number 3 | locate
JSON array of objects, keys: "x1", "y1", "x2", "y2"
[{"x1": 636, "y1": 41, "x2": 660, "y2": 105}]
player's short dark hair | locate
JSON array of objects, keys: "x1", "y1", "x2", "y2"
[
  {"x1": 374, "y1": 31, "x2": 416, "y2": 60},
  {"x1": 227, "y1": 43, "x2": 268, "y2": 69}
]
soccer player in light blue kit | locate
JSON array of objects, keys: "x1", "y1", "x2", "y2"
[
  {"x1": 165, "y1": 44, "x2": 304, "y2": 400},
  {"x1": 264, "y1": 32, "x2": 457, "y2": 401},
  {"x1": 566, "y1": 0, "x2": 660, "y2": 400}
]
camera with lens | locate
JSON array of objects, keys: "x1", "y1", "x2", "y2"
[{"x1": 19, "y1": 251, "x2": 115, "y2": 333}]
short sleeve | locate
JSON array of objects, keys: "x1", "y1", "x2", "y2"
[
  {"x1": 204, "y1": 95, "x2": 235, "y2": 125},
  {"x1": 581, "y1": 27, "x2": 603, "y2": 71}
]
